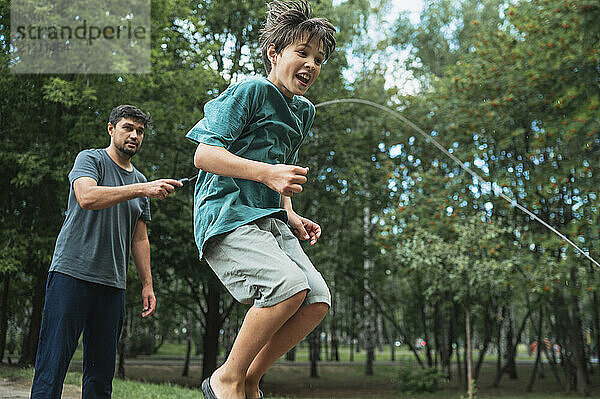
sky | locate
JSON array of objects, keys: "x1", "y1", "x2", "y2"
[
  {"x1": 339, "y1": 0, "x2": 425, "y2": 93},
  {"x1": 388, "y1": 0, "x2": 425, "y2": 24}
]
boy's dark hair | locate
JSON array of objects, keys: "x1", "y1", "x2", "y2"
[
  {"x1": 260, "y1": 0, "x2": 336, "y2": 74},
  {"x1": 108, "y1": 105, "x2": 152, "y2": 128}
]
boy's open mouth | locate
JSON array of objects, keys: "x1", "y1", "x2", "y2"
[{"x1": 296, "y1": 73, "x2": 310, "y2": 85}]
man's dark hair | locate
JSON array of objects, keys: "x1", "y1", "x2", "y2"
[
  {"x1": 259, "y1": 0, "x2": 336, "y2": 74},
  {"x1": 108, "y1": 105, "x2": 152, "y2": 129}
]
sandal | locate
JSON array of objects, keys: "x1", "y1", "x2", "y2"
[
  {"x1": 201, "y1": 377, "x2": 220, "y2": 399},
  {"x1": 246, "y1": 389, "x2": 264, "y2": 399}
]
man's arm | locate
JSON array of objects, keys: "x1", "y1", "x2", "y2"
[
  {"x1": 73, "y1": 177, "x2": 182, "y2": 210},
  {"x1": 194, "y1": 143, "x2": 308, "y2": 197},
  {"x1": 131, "y1": 219, "x2": 156, "y2": 318}
]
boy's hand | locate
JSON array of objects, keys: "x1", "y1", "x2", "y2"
[
  {"x1": 264, "y1": 164, "x2": 308, "y2": 197},
  {"x1": 288, "y1": 211, "x2": 321, "y2": 246}
]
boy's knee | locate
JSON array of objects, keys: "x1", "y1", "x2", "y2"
[
  {"x1": 289, "y1": 289, "x2": 308, "y2": 305},
  {"x1": 305, "y1": 274, "x2": 331, "y2": 307},
  {"x1": 274, "y1": 289, "x2": 308, "y2": 313},
  {"x1": 307, "y1": 302, "x2": 329, "y2": 320}
]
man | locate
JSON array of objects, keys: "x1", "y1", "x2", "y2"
[{"x1": 30, "y1": 105, "x2": 183, "y2": 399}]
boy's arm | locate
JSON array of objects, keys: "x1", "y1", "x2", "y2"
[
  {"x1": 194, "y1": 143, "x2": 308, "y2": 197},
  {"x1": 73, "y1": 177, "x2": 182, "y2": 210},
  {"x1": 280, "y1": 195, "x2": 321, "y2": 246}
]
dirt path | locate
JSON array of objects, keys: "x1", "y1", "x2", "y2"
[{"x1": 0, "y1": 378, "x2": 80, "y2": 399}]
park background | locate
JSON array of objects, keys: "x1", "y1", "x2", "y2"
[{"x1": 1, "y1": 0, "x2": 600, "y2": 397}]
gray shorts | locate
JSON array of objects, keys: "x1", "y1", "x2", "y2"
[{"x1": 203, "y1": 217, "x2": 331, "y2": 308}]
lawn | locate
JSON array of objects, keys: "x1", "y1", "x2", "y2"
[
  {"x1": 139, "y1": 342, "x2": 540, "y2": 363},
  {"x1": 9, "y1": 341, "x2": 539, "y2": 364},
  {"x1": 5, "y1": 361, "x2": 600, "y2": 399}
]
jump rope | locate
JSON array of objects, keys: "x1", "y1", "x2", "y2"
[{"x1": 178, "y1": 98, "x2": 599, "y2": 268}]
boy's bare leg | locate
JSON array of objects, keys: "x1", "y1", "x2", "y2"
[
  {"x1": 244, "y1": 302, "x2": 329, "y2": 398},
  {"x1": 210, "y1": 290, "x2": 308, "y2": 399}
]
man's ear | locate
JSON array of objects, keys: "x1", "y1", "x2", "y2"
[{"x1": 107, "y1": 123, "x2": 115, "y2": 138}]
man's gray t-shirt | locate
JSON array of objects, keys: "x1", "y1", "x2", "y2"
[{"x1": 49, "y1": 149, "x2": 151, "y2": 289}]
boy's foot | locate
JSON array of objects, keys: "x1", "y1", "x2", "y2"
[
  {"x1": 204, "y1": 367, "x2": 245, "y2": 399},
  {"x1": 246, "y1": 389, "x2": 264, "y2": 399},
  {"x1": 201, "y1": 377, "x2": 219, "y2": 399}
]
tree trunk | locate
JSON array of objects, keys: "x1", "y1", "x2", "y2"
[
  {"x1": 363, "y1": 206, "x2": 375, "y2": 376},
  {"x1": 592, "y1": 262, "x2": 600, "y2": 369},
  {"x1": 542, "y1": 335, "x2": 564, "y2": 390},
  {"x1": 526, "y1": 305, "x2": 543, "y2": 392},
  {"x1": 418, "y1": 287, "x2": 433, "y2": 367},
  {"x1": 285, "y1": 346, "x2": 296, "y2": 361},
  {"x1": 195, "y1": 333, "x2": 202, "y2": 356},
  {"x1": 551, "y1": 292, "x2": 574, "y2": 392},
  {"x1": 330, "y1": 294, "x2": 339, "y2": 362},
  {"x1": 433, "y1": 302, "x2": 441, "y2": 369},
  {"x1": 569, "y1": 268, "x2": 589, "y2": 395},
  {"x1": 387, "y1": 316, "x2": 395, "y2": 362},
  {"x1": 466, "y1": 305, "x2": 473, "y2": 399},
  {"x1": 453, "y1": 302, "x2": 462, "y2": 388},
  {"x1": 323, "y1": 330, "x2": 329, "y2": 361},
  {"x1": 309, "y1": 325, "x2": 320, "y2": 378},
  {"x1": 350, "y1": 298, "x2": 356, "y2": 362},
  {"x1": 202, "y1": 277, "x2": 221, "y2": 380},
  {"x1": 19, "y1": 268, "x2": 46, "y2": 366},
  {"x1": 493, "y1": 305, "x2": 504, "y2": 388},
  {"x1": 456, "y1": 339, "x2": 463, "y2": 389},
  {"x1": 377, "y1": 314, "x2": 385, "y2": 353},
  {"x1": 331, "y1": 333, "x2": 339, "y2": 362},
  {"x1": 368, "y1": 290, "x2": 425, "y2": 368},
  {"x1": 474, "y1": 302, "x2": 492, "y2": 381},
  {"x1": 505, "y1": 306, "x2": 517, "y2": 379},
  {"x1": 182, "y1": 314, "x2": 192, "y2": 377},
  {"x1": 0, "y1": 274, "x2": 11, "y2": 362},
  {"x1": 441, "y1": 299, "x2": 452, "y2": 379},
  {"x1": 365, "y1": 331, "x2": 375, "y2": 376}
]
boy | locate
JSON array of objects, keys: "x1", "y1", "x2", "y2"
[{"x1": 185, "y1": 1, "x2": 335, "y2": 398}]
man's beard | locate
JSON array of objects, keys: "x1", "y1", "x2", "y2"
[{"x1": 116, "y1": 142, "x2": 137, "y2": 157}]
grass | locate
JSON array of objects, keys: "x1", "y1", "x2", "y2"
[
  {"x1": 5, "y1": 362, "x2": 600, "y2": 399},
  {"x1": 6, "y1": 341, "x2": 539, "y2": 364},
  {"x1": 0, "y1": 365, "x2": 199, "y2": 399},
  {"x1": 5, "y1": 342, "x2": 600, "y2": 398},
  {"x1": 136, "y1": 342, "x2": 539, "y2": 364}
]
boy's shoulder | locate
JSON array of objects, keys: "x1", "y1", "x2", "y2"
[
  {"x1": 291, "y1": 93, "x2": 315, "y2": 111},
  {"x1": 226, "y1": 76, "x2": 271, "y2": 97},
  {"x1": 226, "y1": 76, "x2": 314, "y2": 111}
]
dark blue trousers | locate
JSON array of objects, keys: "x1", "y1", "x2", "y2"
[{"x1": 30, "y1": 272, "x2": 125, "y2": 399}]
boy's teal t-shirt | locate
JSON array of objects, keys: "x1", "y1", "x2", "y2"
[{"x1": 185, "y1": 76, "x2": 315, "y2": 258}]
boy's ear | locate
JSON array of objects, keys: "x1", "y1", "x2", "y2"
[{"x1": 267, "y1": 44, "x2": 278, "y2": 64}]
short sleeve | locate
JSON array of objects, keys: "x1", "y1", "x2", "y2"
[
  {"x1": 142, "y1": 197, "x2": 151, "y2": 222},
  {"x1": 68, "y1": 150, "x2": 101, "y2": 185},
  {"x1": 303, "y1": 100, "x2": 316, "y2": 135},
  {"x1": 186, "y1": 83, "x2": 254, "y2": 148},
  {"x1": 290, "y1": 99, "x2": 316, "y2": 165}
]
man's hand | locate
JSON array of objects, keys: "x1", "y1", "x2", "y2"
[
  {"x1": 143, "y1": 179, "x2": 183, "y2": 199},
  {"x1": 141, "y1": 285, "x2": 156, "y2": 317},
  {"x1": 263, "y1": 165, "x2": 308, "y2": 197},
  {"x1": 287, "y1": 211, "x2": 321, "y2": 246}
]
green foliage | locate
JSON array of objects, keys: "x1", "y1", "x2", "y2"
[{"x1": 395, "y1": 366, "x2": 447, "y2": 394}]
